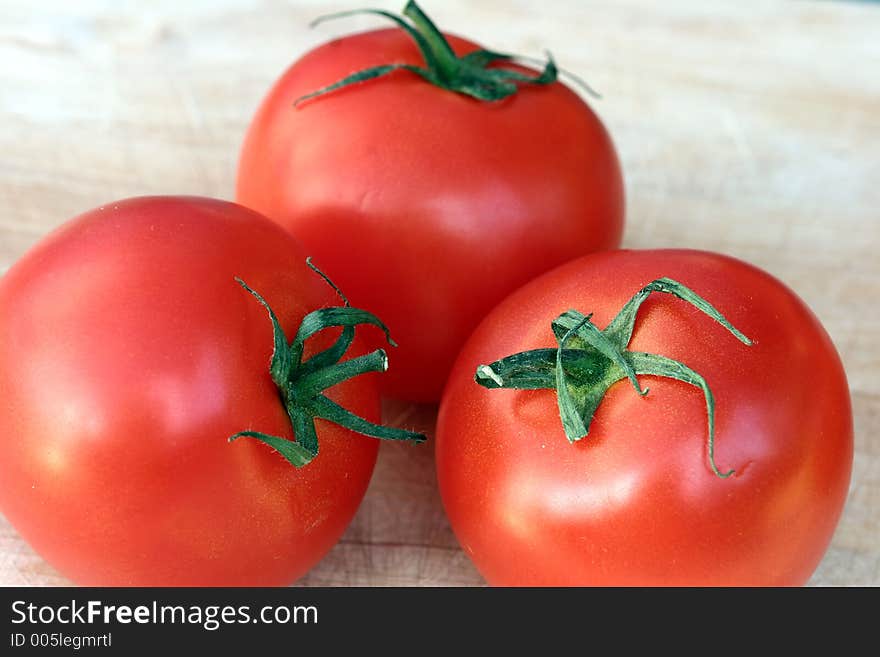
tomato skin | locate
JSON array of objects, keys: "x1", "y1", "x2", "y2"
[
  {"x1": 436, "y1": 249, "x2": 853, "y2": 586},
  {"x1": 0, "y1": 196, "x2": 379, "y2": 586},
  {"x1": 236, "y1": 28, "x2": 624, "y2": 402}
]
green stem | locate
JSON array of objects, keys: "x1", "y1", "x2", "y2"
[
  {"x1": 296, "y1": 0, "x2": 565, "y2": 103},
  {"x1": 402, "y1": 0, "x2": 459, "y2": 80},
  {"x1": 230, "y1": 265, "x2": 425, "y2": 468},
  {"x1": 475, "y1": 278, "x2": 752, "y2": 478}
]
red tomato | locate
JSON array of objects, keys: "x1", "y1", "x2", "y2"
[
  {"x1": 236, "y1": 14, "x2": 624, "y2": 402},
  {"x1": 436, "y1": 249, "x2": 853, "y2": 586},
  {"x1": 0, "y1": 196, "x2": 388, "y2": 586}
]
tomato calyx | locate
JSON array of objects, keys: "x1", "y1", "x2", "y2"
[
  {"x1": 295, "y1": 1, "x2": 575, "y2": 104},
  {"x1": 229, "y1": 258, "x2": 426, "y2": 468},
  {"x1": 475, "y1": 278, "x2": 753, "y2": 478}
]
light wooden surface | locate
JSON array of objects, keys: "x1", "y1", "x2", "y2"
[{"x1": 1, "y1": 0, "x2": 877, "y2": 586}]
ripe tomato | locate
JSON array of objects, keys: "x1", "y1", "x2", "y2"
[
  {"x1": 0, "y1": 196, "x2": 419, "y2": 586},
  {"x1": 436, "y1": 249, "x2": 853, "y2": 586},
  {"x1": 236, "y1": 3, "x2": 624, "y2": 401}
]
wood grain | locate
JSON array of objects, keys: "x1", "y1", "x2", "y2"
[{"x1": 0, "y1": 0, "x2": 877, "y2": 586}]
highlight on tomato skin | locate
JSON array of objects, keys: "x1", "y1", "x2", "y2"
[
  {"x1": 236, "y1": 2, "x2": 625, "y2": 402},
  {"x1": 0, "y1": 195, "x2": 421, "y2": 587},
  {"x1": 435, "y1": 248, "x2": 853, "y2": 587}
]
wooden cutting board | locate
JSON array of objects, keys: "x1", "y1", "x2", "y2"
[{"x1": 1, "y1": 0, "x2": 877, "y2": 586}]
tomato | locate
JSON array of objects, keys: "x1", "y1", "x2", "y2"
[
  {"x1": 236, "y1": 3, "x2": 624, "y2": 401},
  {"x1": 0, "y1": 196, "x2": 421, "y2": 586},
  {"x1": 436, "y1": 249, "x2": 853, "y2": 586}
]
